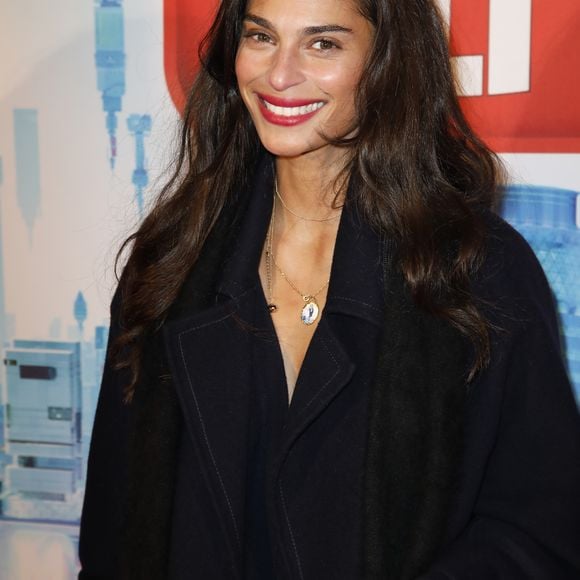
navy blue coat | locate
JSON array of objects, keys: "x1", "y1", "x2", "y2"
[{"x1": 79, "y1": 161, "x2": 580, "y2": 579}]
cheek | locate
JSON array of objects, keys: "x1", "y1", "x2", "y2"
[
  {"x1": 235, "y1": 44, "x2": 270, "y2": 87},
  {"x1": 312, "y1": 62, "x2": 363, "y2": 104},
  {"x1": 234, "y1": 48, "x2": 258, "y2": 91},
  {"x1": 234, "y1": 51, "x2": 247, "y2": 88},
  {"x1": 235, "y1": 54, "x2": 256, "y2": 115}
]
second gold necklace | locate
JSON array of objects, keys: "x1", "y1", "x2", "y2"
[{"x1": 265, "y1": 193, "x2": 330, "y2": 326}]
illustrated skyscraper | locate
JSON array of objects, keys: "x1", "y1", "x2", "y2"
[
  {"x1": 13, "y1": 109, "x2": 41, "y2": 241},
  {"x1": 501, "y1": 185, "x2": 580, "y2": 403},
  {"x1": 74, "y1": 291, "x2": 88, "y2": 336},
  {"x1": 127, "y1": 114, "x2": 152, "y2": 216},
  {"x1": 94, "y1": 0, "x2": 126, "y2": 169}
]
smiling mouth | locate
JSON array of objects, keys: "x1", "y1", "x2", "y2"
[{"x1": 261, "y1": 98, "x2": 325, "y2": 118}]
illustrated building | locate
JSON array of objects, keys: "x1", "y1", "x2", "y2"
[
  {"x1": 74, "y1": 291, "x2": 88, "y2": 336},
  {"x1": 2, "y1": 340, "x2": 82, "y2": 518},
  {"x1": 49, "y1": 317, "x2": 62, "y2": 340},
  {"x1": 13, "y1": 109, "x2": 41, "y2": 241},
  {"x1": 94, "y1": 0, "x2": 126, "y2": 169},
  {"x1": 501, "y1": 185, "x2": 580, "y2": 403},
  {"x1": 127, "y1": 114, "x2": 152, "y2": 216}
]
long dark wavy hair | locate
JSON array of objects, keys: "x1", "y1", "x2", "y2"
[{"x1": 114, "y1": 0, "x2": 503, "y2": 402}]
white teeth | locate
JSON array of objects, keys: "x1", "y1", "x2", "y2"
[{"x1": 262, "y1": 99, "x2": 324, "y2": 117}]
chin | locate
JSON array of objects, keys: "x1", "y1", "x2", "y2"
[{"x1": 257, "y1": 135, "x2": 321, "y2": 159}]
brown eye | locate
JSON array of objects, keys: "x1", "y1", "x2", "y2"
[
  {"x1": 245, "y1": 31, "x2": 272, "y2": 44},
  {"x1": 312, "y1": 38, "x2": 339, "y2": 51}
]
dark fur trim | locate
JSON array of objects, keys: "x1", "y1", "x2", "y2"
[
  {"x1": 364, "y1": 269, "x2": 469, "y2": 579},
  {"x1": 120, "y1": 346, "x2": 181, "y2": 580}
]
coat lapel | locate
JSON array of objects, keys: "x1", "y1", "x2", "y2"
[
  {"x1": 162, "y1": 291, "x2": 255, "y2": 565},
  {"x1": 159, "y1": 156, "x2": 275, "y2": 572},
  {"x1": 275, "y1": 317, "x2": 356, "y2": 469}
]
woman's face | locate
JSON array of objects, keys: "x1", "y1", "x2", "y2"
[{"x1": 235, "y1": 0, "x2": 374, "y2": 162}]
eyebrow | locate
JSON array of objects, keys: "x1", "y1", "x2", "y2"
[{"x1": 243, "y1": 13, "x2": 353, "y2": 36}]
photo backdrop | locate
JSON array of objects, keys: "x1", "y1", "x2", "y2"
[{"x1": 0, "y1": 1, "x2": 578, "y2": 578}]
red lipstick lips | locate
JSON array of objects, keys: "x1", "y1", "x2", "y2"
[{"x1": 256, "y1": 93, "x2": 325, "y2": 126}]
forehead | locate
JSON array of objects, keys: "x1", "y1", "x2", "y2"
[{"x1": 243, "y1": 0, "x2": 365, "y2": 27}]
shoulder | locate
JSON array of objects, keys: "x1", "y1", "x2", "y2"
[
  {"x1": 477, "y1": 211, "x2": 548, "y2": 294},
  {"x1": 474, "y1": 210, "x2": 559, "y2": 337}
]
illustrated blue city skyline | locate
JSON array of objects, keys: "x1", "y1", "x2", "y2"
[{"x1": 0, "y1": 0, "x2": 150, "y2": 524}]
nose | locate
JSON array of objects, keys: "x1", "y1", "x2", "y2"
[{"x1": 267, "y1": 44, "x2": 306, "y2": 92}]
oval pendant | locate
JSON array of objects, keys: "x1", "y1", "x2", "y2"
[{"x1": 301, "y1": 299, "x2": 319, "y2": 325}]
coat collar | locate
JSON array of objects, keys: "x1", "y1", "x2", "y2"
[{"x1": 325, "y1": 201, "x2": 386, "y2": 326}]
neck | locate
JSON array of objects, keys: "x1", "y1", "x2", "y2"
[{"x1": 274, "y1": 152, "x2": 348, "y2": 221}]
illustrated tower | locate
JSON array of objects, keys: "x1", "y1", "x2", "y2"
[
  {"x1": 74, "y1": 291, "x2": 88, "y2": 337},
  {"x1": 13, "y1": 109, "x2": 41, "y2": 241},
  {"x1": 94, "y1": 0, "x2": 126, "y2": 169},
  {"x1": 127, "y1": 114, "x2": 152, "y2": 217}
]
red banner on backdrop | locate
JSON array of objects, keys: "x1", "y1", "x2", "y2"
[
  {"x1": 164, "y1": 0, "x2": 218, "y2": 113},
  {"x1": 164, "y1": 0, "x2": 580, "y2": 153}
]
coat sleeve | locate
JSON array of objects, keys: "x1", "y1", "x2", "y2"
[
  {"x1": 421, "y1": 223, "x2": 580, "y2": 579},
  {"x1": 78, "y1": 288, "x2": 132, "y2": 579}
]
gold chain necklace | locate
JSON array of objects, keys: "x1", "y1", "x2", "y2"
[
  {"x1": 265, "y1": 194, "x2": 330, "y2": 325},
  {"x1": 275, "y1": 178, "x2": 341, "y2": 222}
]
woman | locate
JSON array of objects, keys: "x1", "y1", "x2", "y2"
[{"x1": 78, "y1": 0, "x2": 580, "y2": 578}]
